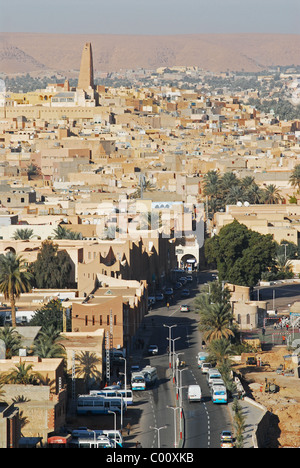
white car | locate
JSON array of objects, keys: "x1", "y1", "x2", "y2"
[
  {"x1": 148, "y1": 345, "x2": 158, "y2": 355},
  {"x1": 180, "y1": 304, "x2": 190, "y2": 312}
]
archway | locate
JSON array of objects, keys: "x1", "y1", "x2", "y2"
[{"x1": 180, "y1": 254, "x2": 197, "y2": 272}]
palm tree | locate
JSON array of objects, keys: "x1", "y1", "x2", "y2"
[
  {"x1": 207, "y1": 337, "x2": 233, "y2": 367},
  {"x1": 240, "y1": 176, "x2": 255, "y2": 190},
  {"x1": 53, "y1": 225, "x2": 82, "y2": 240},
  {"x1": 203, "y1": 170, "x2": 221, "y2": 198},
  {"x1": 5, "y1": 362, "x2": 39, "y2": 385},
  {"x1": 261, "y1": 184, "x2": 282, "y2": 204},
  {"x1": 289, "y1": 164, "x2": 300, "y2": 192},
  {"x1": 33, "y1": 325, "x2": 66, "y2": 359},
  {"x1": 0, "y1": 326, "x2": 22, "y2": 358},
  {"x1": 198, "y1": 302, "x2": 235, "y2": 343},
  {"x1": 221, "y1": 172, "x2": 239, "y2": 195},
  {"x1": 74, "y1": 351, "x2": 101, "y2": 391},
  {"x1": 13, "y1": 228, "x2": 34, "y2": 240},
  {"x1": 0, "y1": 252, "x2": 32, "y2": 327},
  {"x1": 245, "y1": 183, "x2": 264, "y2": 204},
  {"x1": 225, "y1": 186, "x2": 246, "y2": 205}
]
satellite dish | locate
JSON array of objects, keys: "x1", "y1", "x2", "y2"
[
  {"x1": 244, "y1": 201, "x2": 250, "y2": 207},
  {"x1": 237, "y1": 201, "x2": 243, "y2": 207}
]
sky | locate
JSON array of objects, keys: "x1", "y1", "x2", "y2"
[{"x1": 1, "y1": 0, "x2": 299, "y2": 35}]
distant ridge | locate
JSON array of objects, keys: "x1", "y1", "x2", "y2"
[{"x1": 0, "y1": 32, "x2": 300, "y2": 75}]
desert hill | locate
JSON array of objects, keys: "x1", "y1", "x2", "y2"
[{"x1": 0, "y1": 32, "x2": 300, "y2": 75}]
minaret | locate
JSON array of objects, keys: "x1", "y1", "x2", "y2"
[{"x1": 77, "y1": 42, "x2": 94, "y2": 90}]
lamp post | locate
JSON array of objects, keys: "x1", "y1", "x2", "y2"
[
  {"x1": 108, "y1": 410, "x2": 117, "y2": 447},
  {"x1": 149, "y1": 425, "x2": 167, "y2": 449},
  {"x1": 119, "y1": 356, "x2": 127, "y2": 390},
  {"x1": 163, "y1": 324, "x2": 177, "y2": 369},
  {"x1": 167, "y1": 405, "x2": 180, "y2": 448},
  {"x1": 175, "y1": 352, "x2": 184, "y2": 397},
  {"x1": 167, "y1": 336, "x2": 180, "y2": 383},
  {"x1": 116, "y1": 391, "x2": 124, "y2": 430}
]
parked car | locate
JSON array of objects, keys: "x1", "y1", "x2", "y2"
[
  {"x1": 148, "y1": 296, "x2": 156, "y2": 305},
  {"x1": 186, "y1": 275, "x2": 193, "y2": 282},
  {"x1": 173, "y1": 282, "x2": 182, "y2": 290},
  {"x1": 165, "y1": 288, "x2": 174, "y2": 296},
  {"x1": 180, "y1": 304, "x2": 190, "y2": 312},
  {"x1": 179, "y1": 277, "x2": 187, "y2": 285},
  {"x1": 181, "y1": 288, "x2": 190, "y2": 297},
  {"x1": 148, "y1": 345, "x2": 158, "y2": 355},
  {"x1": 155, "y1": 292, "x2": 164, "y2": 301}
]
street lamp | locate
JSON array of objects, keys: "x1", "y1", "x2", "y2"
[
  {"x1": 167, "y1": 336, "x2": 180, "y2": 383},
  {"x1": 108, "y1": 410, "x2": 117, "y2": 447},
  {"x1": 149, "y1": 425, "x2": 167, "y2": 449},
  {"x1": 116, "y1": 390, "x2": 124, "y2": 430},
  {"x1": 167, "y1": 405, "x2": 180, "y2": 448},
  {"x1": 119, "y1": 356, "x2": 127, "y2": 390},
  {"x1": 163, "y1": 324, "x2": 177, "y2": 369}
]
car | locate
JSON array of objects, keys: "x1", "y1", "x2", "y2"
[
  {"x1": 186, "y1": 275, "x2": 193, "y2": 282},
  {"x1": 181, "y1": 288, "x2": 190, "y2": 297},
  {"x1": 148, "y1": 345, "x2": 158, "y2": 355},
  {"x1": 180, "y1": 304, "x2": 190, "y2": 312},
  {"x1": 165, "y1": 288, "x2": 174, "y2": 296},
  {"x1": 155, "y1": 292, "x2": 164, "y2": 301},
  {"x1": 148, "y1": 296, "x2": 156, "y2": 307},
  {"x1": 179, "y1": 277, "x2": 187, "y2": 285},
  {"x1": 220, "y1": 431, "x2": 233, "y2": 442},
  {"x1": 173, "y1": 282, "x2": 182, "y2": 290}
]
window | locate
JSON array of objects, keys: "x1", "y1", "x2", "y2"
[
  {"x1": 114, "y1": 315, "x2": 117, "y2": 325},
  {"x1": 100, "y1": 315, "x2": 102, "y2": 325},
  {"x1": 85, "y1": 315, "x2": 88, "y2": 326},
  {"x1": 107, "y1": 315, "x2": 109, "y2": 325}
]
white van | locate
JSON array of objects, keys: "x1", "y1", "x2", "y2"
[{"x1": 188, "y1": 384, "x2": 202, "y2": 402}]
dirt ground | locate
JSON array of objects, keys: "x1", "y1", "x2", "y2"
[{"x1": 234, "y1": 347, "x2": 300, "y2": 448}]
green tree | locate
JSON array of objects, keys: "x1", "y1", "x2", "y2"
[
  {"x1": 289, "y1": 164, "x2": 300, "y2": 192},
  {"x1": 13, "y1": 228, "x2": 34, "y2": 240},
  {"x1": 199, "y1": 302, "x2": 235, "y2": 342},
  {"x1": 0, "y1": 252, "x2": 32, "y2": 327},
  {"x1": 205, "y1": 221, "x2": 276, "y2": 287},
  {"x1": 5, "y1": 362, "x2": 41, "y2": 385},
  {"x1": 29, "y1": 299, "x2": 68, "y2": 332},
  {"x1": 53, "y1": 225, "x2": 82, "y2": 240},
  {"x1": 0, "y1": 326, "x2": 22, "y2": 358},
  {"x1": 30, "y1": 240, "x2": 72, "y2": 289},
  {"x1": 261, "y1": 184, "x2": 282, "y2": 204},
  {"x1": 203, "y1": 170, "x2": 221, "y2": 198},
  {"x1": 33, "y1": 326, "x2": 66, "y2": 359},
  {"x1": 74, "y1": 351, "x2": 102, "y2": 391}
]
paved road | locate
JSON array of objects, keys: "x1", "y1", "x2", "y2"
[{"x1": 126, "y1": 270, "x2": 232, "y2": 449}]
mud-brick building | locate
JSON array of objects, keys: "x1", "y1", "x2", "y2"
[
  {"x1": 0, "y1": 356, "x2": 67, "y2": 443},
  {"x1": 0, "y1": 402, "x2": 21, "y2": 448}
]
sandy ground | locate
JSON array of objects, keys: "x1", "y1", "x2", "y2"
[{"x1": 235, "y1": 347, "x2": 300, "y2": 448}]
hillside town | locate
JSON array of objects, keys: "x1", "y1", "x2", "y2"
[{"x1": 0, "y1": 42, "x2": 299, "y2": 448}]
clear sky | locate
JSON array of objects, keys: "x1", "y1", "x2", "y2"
[{"x1": 1, "y1": 0, "x2": 299, "y2": 35}]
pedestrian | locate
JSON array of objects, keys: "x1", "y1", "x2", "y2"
[
  {"x1": 282, "y1": 335, "x2": 286, "y2": 345},
  {"x1": 126, "y1": 423, "x2": 131, "y2": 435}
]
